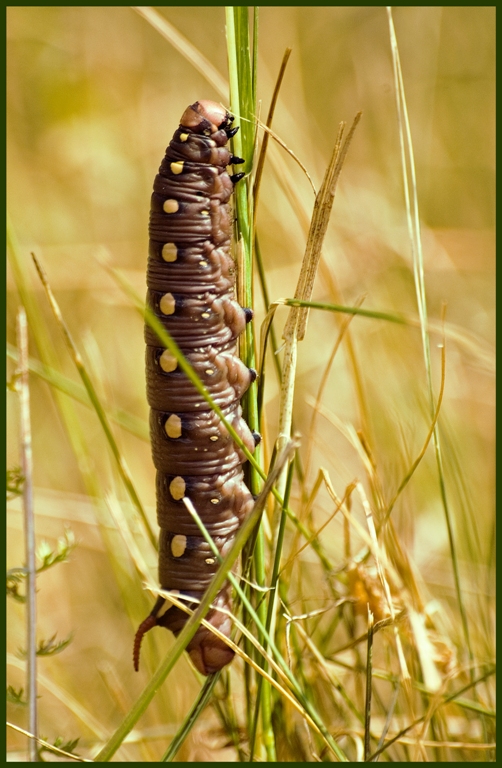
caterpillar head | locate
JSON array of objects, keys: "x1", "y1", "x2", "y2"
[{"x1": 180, "y1": 100, "x2": 235, "y2": 135}]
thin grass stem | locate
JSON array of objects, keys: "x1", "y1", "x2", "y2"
[
  {"x1": 7, "y1": 345, "x2": 149, "y2": 441},
  {"x1": 249, "y1": 459, "x2": 294, "y2": 761},
  {"x1": 31, "y1": 254, "x2": 156, "y2": 549},
  {"x1": 160, "y1": 673, "x2": 220, "y2": 762},
  {"x1": 94, "y1": 440, "x2": 297, "y2": 761},
  {"x1": 368, "y1": 665, "x2": 496, "y2": 761},
  {"x1": 16, "y1": 307, "x2": 38, "y2": 762},
  {"x1": 7, "y1": 723, "x2": 91, "y2": 763},
  {"x1": 186, "y1": 476, "x2": 349, "y2": 763},
  {"x1": 364, "y1": 610, "x2": 374, "y2": 761},
  {"x1": 386, "y1": 7, "x2": 472, "y2": 665},
  {"x1": 7, "y1": 217, "x2": 102, "y2": 502},
  {"x1": 253, "y1": 47, "x2": 292, "y2": 224},
  {"x1": 133, "y1": 6, "x2": 228, "y2": 98}
]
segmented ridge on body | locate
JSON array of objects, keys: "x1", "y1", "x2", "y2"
[{"x1": 134, "y1": 100, "x2": 257, "y2": 675}]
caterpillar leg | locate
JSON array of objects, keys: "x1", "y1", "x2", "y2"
[{"x1": 133, "y1": 595, "x2": 169, "y2": 672}]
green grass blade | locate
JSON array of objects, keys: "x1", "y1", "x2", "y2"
[
  {"x1": 31, "y1": 254, "x2": 156, "y2": 549},
  {"x1": 226, "y1": 9, "x2": 275, "y2": 758},
  {"x1": 94, "y1": 440, "x2": 296, "y2": 761},
  {"x1": 7, "y1": 216, "x2": 101, "y2": 502},
  {"x1": 387, "y1": 7, "x2": 472, "y2": 665},
  {"x1": 7, "y1": 344, "x2": 149, "y2": 442},
  {"x1": 184, "y1": 454, "x2": 349, "y2": 763},
  {"x1": 161, "y1": 673, "x2": 220, "y2": 762}
]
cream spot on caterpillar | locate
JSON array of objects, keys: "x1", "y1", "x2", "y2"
[
  {"x1": 205, "y1": 557, "x2": 215, "y2": 565},
  {"x1": 159, "y1": 293, "x2": 176, "y2": 315},
  {"x1": 179, "y1": 133, "x2": 189, "y2": 142},
  {"x1": 165, "y1": 414, "x2": 182, "y2": 439},
  {"x1": 163, "y1": 199, "x2": 179, "y2": 214},
  {"x1": 160, "y1": 350, "x2": 177, "y2": 373},
  {"x1": 201, "y1": 210, "x2": 210, "y2": 217},
  {"x1": 170, "y1": 161, "x2": 184, "y2": 175},
  {"x1": 162, "y1": 243, "x2": 178, "y2": 262},
  {"x1": 210, "y1": 498, "x2": 219, "y2": 504},
  {"x1": 169, "y1": 476, "x2": 186, "y2": 500},
  {"x1": 171, "y1": 534, "x2": 187, "y2": 558},
  {"x1": 201, "y1": 312, "x2": 210, "y2": 319},
  {"x1": 205, "y1": 369, "x2": 214, "y2": 375},
  {"x1": 209, "y1": 435, "x2": 219, "y2": 442},
  {"x1": 199, "y1": 260, "x2": 208, "y2": 267},
  {"x1": 156, "y1": 600, "x2": 171, "y2": 618}
]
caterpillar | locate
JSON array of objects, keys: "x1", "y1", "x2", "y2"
[{"x1": 134, "y1": 100, "x2": 257, "y2": 676}]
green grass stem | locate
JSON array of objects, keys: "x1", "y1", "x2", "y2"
[{"x1": 387, "y1": 7, "x2": 472, "y2": 665}]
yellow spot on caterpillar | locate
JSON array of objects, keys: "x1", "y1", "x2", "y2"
[
  {"x1": 199, "y1": 260, "x2": 208, "y2": 267},
  {"x1": 171, "y1": 534, "x2": 187, "y2": 558},
  {"x1": 160, "y1": 350, "x2": 177, "y2": 373},
  {"x1": 162, "y1": 243, "x2": 177, "y2": 262},
  {"x1": 205, "y1": 369, "x2": 214, "y2": 376},
  {"x1": 201, "y1": 210, "x2": 210, "y2": 217},
  {"x1": 163, "y1": 199, "x2": 179, "y2": 214},
  {"x1": 201, "y1": 312, "x2": 210, "y2": 319},
  {"x1": 179, "y1": 133, "x2": 189, "y2": 142},
  {"x1": 169, "y1": 476, "x2": 185, "y2": 500},
  {"x1": 205, "y1": 557, "x2": 215, "y2": 565},
  {"x1": 170, "y1": 161, "x2": 184, "y2": 175},
  {"x1": 165, "y1": 414, "x2": 182, "y2": 439},
  {"x1": 159, "y1": 293, "x2": 175, "y2": 315},
  {"x1": 209, "y1": 435, "x2": 218, "y2": 442},
  {"x1": 210, "y1": 498, "x2": 219, "y2": 504}
]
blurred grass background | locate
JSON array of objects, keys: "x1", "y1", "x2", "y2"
[{"x1": 7, "y1": 6, "x2": 494, "y2": 761}]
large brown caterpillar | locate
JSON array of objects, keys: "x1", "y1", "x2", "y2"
[{"x1": 134, "y1": 100, "x2": 257, "y2": 676}]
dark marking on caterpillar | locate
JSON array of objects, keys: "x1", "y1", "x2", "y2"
[{"x1": 134, "y1": 100, "x2": 257, "y2": 676}]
